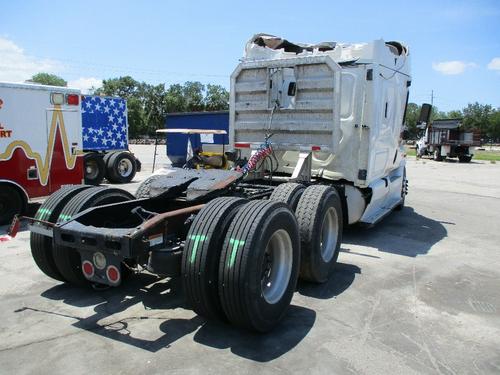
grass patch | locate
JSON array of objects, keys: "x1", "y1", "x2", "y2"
[
  {"x1": 406, "y1": 148, "x2": 416, "y2": 157},
  {"x1": 474, "y1": 150, "x2": 500, "y2": 161}
]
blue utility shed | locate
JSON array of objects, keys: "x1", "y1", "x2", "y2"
[{"x1": 164, "y1": 111, "x2": 229, "y2": 166}]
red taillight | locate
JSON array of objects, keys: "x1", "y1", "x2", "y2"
[
  {"x1": 82, "y1": 261, "x2": 94, "y2": 278},
  {"x1": 312, "y1": 146, "x2": 321, "y2": 151},
  {"x1": 106, "y1": 265, "x2": 120, "y2": 284},
  {"x1": 66, "y1": 94, "x2": 79, "y2": 106},
  {"x1": 235, "y1": 142, "x2": 251, "y2": 148}
]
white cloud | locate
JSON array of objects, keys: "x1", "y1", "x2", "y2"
[
  {"x1": 0, "y1": 37, "x2": 102, "y2": 93},
  {"x1": 68, "y1": 77, "x2": 102, "y2": 93},
  {"x1": 0, "y1": 37, "x2": 63, "y2": 82},
  {"x1": 487, "y1": 57, "x2": 500, "y2": 71},
  {"x1": 432, "y1": 61, "x2": 477, "y2": 75}
]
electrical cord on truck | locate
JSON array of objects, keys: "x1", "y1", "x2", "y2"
[
  {"x1": 235, "y1": 98, "x2": 281, "y2": 176},
  {"x1": 237, "y1": 142, "x2": 273, "y2": 175}
]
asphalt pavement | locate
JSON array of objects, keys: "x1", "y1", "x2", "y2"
[{"x1": 1, "y1": 153, "x2": 499, "y2": 374}]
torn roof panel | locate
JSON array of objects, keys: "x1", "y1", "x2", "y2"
[{"x1": 243, "y1": 33, "x2": 410, "y2": 75}]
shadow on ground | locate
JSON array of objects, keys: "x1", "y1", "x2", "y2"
[
  {"x1": 343, "y1": 206, "x2": 448, "y2": 257},
  {"x1": 29, "y1": 273, "x2": 315, "y2": 361},
  {"x1": 298, "y1": 262, "x2": 361, "y2": 299},
  {"x1": 13, "y1": 206, "x2": 443, "y2": 359}
]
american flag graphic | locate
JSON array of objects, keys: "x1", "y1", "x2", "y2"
[{"x1": 81, "y1": 95, "x2": 128, "y2": 151}]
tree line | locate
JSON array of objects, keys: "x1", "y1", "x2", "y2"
[
  {"x1": 30, "y1": 73, "x2": 499, "y2": 141},
  {"x1": 30, "y1": 73, "x2": 229, "y2": 137}
]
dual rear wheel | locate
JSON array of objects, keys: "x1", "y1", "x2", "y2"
[
  {"x1": 182, "y1": 183, "x2": 343, "y2": 332},
  {"x1": 30, "y1": 186, "x2": 134, "y2": 287},
  {"x1": 84, "y1": 151, "x2": 137, "y2": 185}
]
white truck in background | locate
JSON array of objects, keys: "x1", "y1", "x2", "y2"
[{"x1": 20, "y1": 34, "x2": 418, "y2": 333}]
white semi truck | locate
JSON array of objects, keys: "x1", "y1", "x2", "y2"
[{"x1": 17, "y1": 34, "x2": 414, "y2": 332}]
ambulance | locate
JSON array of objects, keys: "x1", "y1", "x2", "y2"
[{"x1": 0, "y1": 82, "x2": 84, "y2": 224}]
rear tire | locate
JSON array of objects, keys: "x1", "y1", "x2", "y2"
[
  {"x1": 52, "y1": 187, "x2": 134, "y2": 286},
  {"x1": 30, "y1": 185, "x2": 91, "y2": 281},
  {"x1": 83, "y1": 153, "x2": 105, "y2": 185},
  {"x1": 295, "y1": 185, "x2": 343, "y2": 283},
  {"x1": 269, "y1": 183, "x2": 305, "y2": 211},
  {"x1": 103, "y1": 151, "x2": 115, "y2": 169},
  {"x1": 459, "y1": 155, "x2": 472, "y2": 163},
  {"x1": 182, "y1": 197, "x2": 247, "y2": 321},
  {"x1": 433, "y1": 148, "x2": 443, "y2": 161},
  {"x1": 0, "y1": 184, "x2": 25, "y2": 225},
  {"x1": 218, "y1": 200, "x2": 300, "y2": 332},
  {"x1": 106, "y1": 151, "x2": 137, "y2": 183}
]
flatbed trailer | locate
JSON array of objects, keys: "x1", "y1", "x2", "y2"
[{"x1": 16, "y1": 34, "x2": 416, "y2": 332}]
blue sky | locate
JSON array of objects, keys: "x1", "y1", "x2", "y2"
[{"x1": 1, "y1": 0, "x2": 499, "y2": 112}]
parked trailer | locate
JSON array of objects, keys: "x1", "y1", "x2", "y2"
[
  {"x1": 17, "y1": 35, "x2": 414, "y2": 332},
  {"x1": 0, "y1": 83, "x2": 139, "y2": 224}
]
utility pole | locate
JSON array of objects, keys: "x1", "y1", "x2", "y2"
[{"x1": 430, "y1": 90, "x2": 434, "y2": 107}]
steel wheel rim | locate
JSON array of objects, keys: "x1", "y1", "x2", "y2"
[
  {"x1": 117, "y1": 158, "x2": 133, "y2": 178},
  {"x1": 261, "y1": 229, "x2": 293, "y2": 304},
  {"x1": 85, "y1": 161, "x2": 99, "y2": 179},
  {"x1": 320, "y1": 207, "x2": 338, "y2": 262}
]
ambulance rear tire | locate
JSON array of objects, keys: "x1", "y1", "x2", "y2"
[
  {"x1": 0, "y1": 184, "x2": 25, "y2": 225},
  {"x1": 84, "y1": 153, "x2": 105, "y2": 185},
  {"x1": 106, "y1": 151, "x2": 137, "y2": 184}
]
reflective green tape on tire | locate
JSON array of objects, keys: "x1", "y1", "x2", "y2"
[{"x1": 228, "y1": 238, "x2": 245, "y2": 268}]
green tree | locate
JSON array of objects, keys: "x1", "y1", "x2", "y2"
[
  {"x1": 95, "y1": 76, "x2": 141, "y2": 98},
  {"x1": 94, "y1": 77, "x2": 230, "y2": 137},
  {"x1": 404, "y1": 102, "x2": 420, "y2": 137},
  {"x1": 165, "y1": 84, "x2": 187, "y2": 113},
  {"x1": 430, "y1": 106, "x2": 446, "y2": 121},
  {"x1": 462, "y1": 102, "x2": 493, "y2": 134},
  {"x1": 183, "y1": 81, "x2": 205, "y2": 111},
  {"x1": 205, "y1": 84, "x2": 229, "y2": 111},
  {"x1": 488, "y1": 109, "x2": 500, "y2": 141},
  {"x1": 30, "y1": 73, "x2": 67, "y2": 87},
  {"x1": 95, "y1": 76, "x2": 145, "y2": 137},
  {"x1": 447, "y1": 109, "x2": 462, "y2": 119},
  {"x1": 143, "y1": 83, "x2": 168, "y2": 135}
]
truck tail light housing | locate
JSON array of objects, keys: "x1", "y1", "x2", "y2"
[
  {"x1": 82, "y1": 261, "x2": 94, "y2": 278},
  {"x1": 106, "y1": 265, "x2": 120, "y2": 284},
  {"x1": 66, "y1": 94, "x2": 79, "y2": 106}
]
